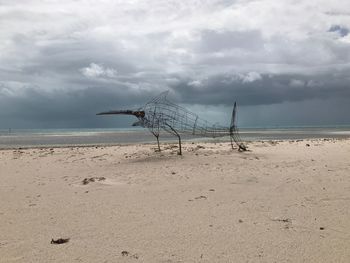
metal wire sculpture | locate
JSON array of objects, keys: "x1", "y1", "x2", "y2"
[{"x1": 97, "y1": 91, "x2": 247, "y2": 155}]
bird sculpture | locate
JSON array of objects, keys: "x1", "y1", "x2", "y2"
[{"x1": 97, "y1": 91, "x2": 246, "y2": 155}]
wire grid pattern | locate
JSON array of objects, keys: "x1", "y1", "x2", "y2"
[{"x1": 141, "y1": 91, "x2": 230, "y2": 138}]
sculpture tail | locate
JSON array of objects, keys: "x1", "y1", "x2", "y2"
[{"x1": 230, "y1": 102, "x2": 247, "y2": 151}]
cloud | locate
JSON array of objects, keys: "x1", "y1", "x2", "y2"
[
  {"x1": 198, "y1": 30, "x2": 263, "y2": 52},
  {"x1": 0, "y1": 0, "x2": 350, "y2": 127},
  {"x1": 1, "y1": 81, "x2": 349, "y2": 128},
  {"x1": 170, "y1": 71, "x2": 350, "y2": 106},
  {"x1": 240, "y1": 72, "x2": 262, "y2": 83},
  {"x1": 0, "y1": 84, "x2": 156, "y2": 128},
  {"x1": 80, "y1": 63, "x2": 117, "y2": 79},
  {"x1": 329, "y1": 25, "x2": 349, "y2": 37},
  {"x1": 289, "y1": 79, "x2": 305, "y2": 87},
  {"x1": 188, "y1": 80, "x2": 203, "y2": 87}
]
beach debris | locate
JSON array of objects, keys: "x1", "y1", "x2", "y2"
[
  {"x1": 82, "y1": 177, "x2": 106, "y2": 185},
  {"x1": 121, "y1": 251, "x2": 139, "y2": 259},
  {"x1": 320, "y1": 227, "x2": 325, "y2": 230},
  {"x1": 238, "y1": 219, "x2": 243, "y2": 223},
  {"x1": 0, "y1": 242, "x2": 8, "y2": 247},
  {"x1": 97, "y1": 91, "x2": 246, "y2": 155},
  {"x1": 194, "y1": 195, "x2": 207, "y2": 200},
  {"x1": 272, "y1": 218, "x2": 291, "y2": 223},
  {"x1": 121, "y1": 251, "x2": 129, "y2": 256},
  {"x1": 271, "y1": 218, "x2": 292, "y2": 229},
  {"x1": 306, "y1": 143, "x2": 310, "y2": 147},
  {"x1": 51, "y1": 238, "x2": 70, "y2": 244}
]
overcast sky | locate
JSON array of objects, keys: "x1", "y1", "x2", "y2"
[{"x1": 1, "y1": 0, "x2": 350, "y2": 128}]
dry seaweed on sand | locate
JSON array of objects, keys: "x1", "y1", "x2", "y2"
[
  {"x1": 51, "y1": 238, "x2": 70, "y2": 244},
  {"x1": 82, "y1": 177, "x2": 106, "y2": 185}
]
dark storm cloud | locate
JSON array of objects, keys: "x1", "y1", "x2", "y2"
[
  {"x1": 329, "y1": 25, "x2": 349, "y2": 37},
  {"x1": 2, "y1": 70, "x2": 349, "y2": 128},
  {"x1": 1, "y1": 70, "x2": 350, "y2": 128},
  {"x1": 0, "y1": 85, "x2": 159, "y2": 128},
  {"x1": 170, "y1": 72, "x2": 350, "y2": 106},
  {"x1": 239, "y1": 97, "x2": 350, "y2": 127}
]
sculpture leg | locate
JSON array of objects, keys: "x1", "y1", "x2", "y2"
[
  {"x1": 155, "y1": 134, "x2": 160, "y2": 152},
  {"x1": 165, "y1": 124, "x2": 182, "y2": 155},
  {"x1": 230, "y1": 135, "x2": 234, "y2": 150},
  {"x1": 230, "y1": 128, "x2": 247, "y2": 152},
  {"x1": 151, "y1": 132, "x2": 161, "y2": 152},
  {"x1": 176, "y1": 133, "x2": 182, "y2": 155}
]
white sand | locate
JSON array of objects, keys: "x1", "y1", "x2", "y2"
[{"x1": 1, "y1": 139, "x2": 350, "y2": 262}]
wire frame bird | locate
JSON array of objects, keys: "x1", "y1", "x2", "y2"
[{"x1": 97, "y1": 91, "x2": 246, "y2": 155}]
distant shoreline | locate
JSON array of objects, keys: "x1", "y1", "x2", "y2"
[{"x1": 1, "y1": 127, "x2": 350, "y2": 149}]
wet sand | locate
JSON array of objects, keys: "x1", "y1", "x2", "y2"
[{"x1": 1, "y1": 139, "x2": 350, "y2": 262}]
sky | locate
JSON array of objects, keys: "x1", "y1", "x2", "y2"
[{"x1": 1, "y1": 0, "x2": 350, "y2": 128}]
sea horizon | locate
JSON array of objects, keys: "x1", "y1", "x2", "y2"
[{"x1": 1, "y1": 125, "x2": 350, "y2": 149}]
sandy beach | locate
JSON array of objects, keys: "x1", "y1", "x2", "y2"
[{"x1": 1, "y1": 139, "x2": 350, "y2": 262}]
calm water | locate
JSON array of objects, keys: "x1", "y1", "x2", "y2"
[{"x1": 0, "y1": 126, "x2": 350, "y2": 149}]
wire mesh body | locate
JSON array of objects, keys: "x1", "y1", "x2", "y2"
[
  {"x1": 97, "y1": 91, "x2": 247, "y2": 154},
  {"x1": 141, "y1": 92, "x2": 229, "y2": 137}
]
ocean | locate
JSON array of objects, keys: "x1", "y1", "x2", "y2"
[{"x1": 0, "y1": 126, "x2": 350, "y2": 149}]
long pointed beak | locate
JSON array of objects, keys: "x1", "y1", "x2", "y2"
[
  {"x1": 96, "y1": 110, "x2": 145, "y2": 118},
  {"x1": 96, "y1": 110, "x2": 135, "y2": 115}
]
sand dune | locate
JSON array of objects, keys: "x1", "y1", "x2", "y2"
[{"x1": 1, "y1": 139, "x2": 350, "y2": 262}]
